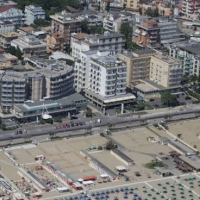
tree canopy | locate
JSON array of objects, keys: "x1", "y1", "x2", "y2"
[
  {"x1": 81, "y1": 20, "x2": 104, "y2": 34},
  {"x1": 161, "y1": 92, "x2": 178, "y2": 107},
  {"x1": 120, "y1": 22, "x2": 141, "y2": 50},
  {"x1": 15, "y1": 0, "x2": 81, "y2": 19},
  {"x1": 145, "y1": 8, "x2": 159, "y2": 17}
]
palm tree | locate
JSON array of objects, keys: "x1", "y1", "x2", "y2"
[
  {"x1": 49, "y1": 131, "x2": 54, "y2": 139},
  {"x1": 85, "y1": 125, "x2": 92, "y2": 135},
  {"x1": 107, "y1": 123, "x2": 113, "y2": 135}
]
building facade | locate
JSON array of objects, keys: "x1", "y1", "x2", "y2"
[
  {"x1": 119, "y1": 49, "x2": 156, "y2": 87},
  {"x1": 0, "y1": 72, "x2": 26, "y2": 110},
  {"x1": 0, "y1": 58, "x2": 74, "y2": 110},
  {"x1": 121, "y1": 0, "x2": 138, "y2": 10},
  {"x1": 134, "y1": 18, "x2": 184, "y2": 47},
  {"x1": 182, "y1": 0, "x2": 200, "y2": 17},
  {"x1": 50, "y1": 11, "x2": 81, "y2": 51},
  {"x1": 24, "y1": 5, "x2": 45, "y2": 25},
  {"x1": 150, "y1": 54, "x2": 182, "y2": 87},
  {"x1": 0, "y1": 31, "x2": 22, "y2": 49},
  {"x1": 88, "y1": 51, "x2": 126, "y2": 97},
  {"x1": 11, "y1": 35, "x2": 47, "y2": 57},
  {"x1": 0, "y1": 6, "x2": 24, "y2": 26},
  {"x1": 169, "y1": 42, "x2": 200, "y2": 76},
  {"x1": 71, "y1": 31, "x2": 125, "y2": 59},
  {"x1": 0, "y1": 21, "x2": 14, "y2": 34}
]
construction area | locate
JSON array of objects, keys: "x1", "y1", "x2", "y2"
[{"x1": 0, "y1": 119, "x2": 200, "y2": 200}]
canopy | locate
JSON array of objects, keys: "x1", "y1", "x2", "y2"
[
  {"x1": 100, "y1": 174, "x2": 108, "y2": 178},
  {"x1": 115, "y1": 166, "x2": 127, "y2": 171},
  {"x1": 82, "y1": 180, "x2": 94, "y2": 185}
]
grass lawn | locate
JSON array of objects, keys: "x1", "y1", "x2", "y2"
[{"x1": 145, "y1": 161, "x2": 168, "y2": 169}]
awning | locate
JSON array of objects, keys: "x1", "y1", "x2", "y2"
[
  {"x1": 115, "y1": 166, "x2": 127, "y2": 171},
  {"x1": 103, "y1": 95, "x2": 136, "y2": 104},
  {"x1": 82, "y1": 180, "x2": 94, "y2": 185},
  {"x1": 57, "y1": 187, "x2": 69, "y2": 192},
  {"x1": 100, "y1": 174, "x2": 108, "y2": 178}
]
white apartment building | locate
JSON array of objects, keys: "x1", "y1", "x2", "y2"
[
  {"x1": 169, "y1": 41, "x2": 200, "y2": 76},
  {"x1": 25, "y1": 5, "x2": 45, "y2": 25},
  {"x1": 0, "y1": 21, "x2": 14, "y2": 34},
  {"x1": 74, "y1": 50, "x2": 96, "y2": 92},
  {"x1": 78, "y1": 14, "x2": 102, "y2": 26},
  {"x1": 11, "y1": 35, "x2": 47, "y2": 57},
  {"x1": 88, "y1": 51, "x2": 126, "y2": 97},
  {"x1": 103, "y1": 13, "x2": 133, "y2": 33},
  {"x1": 158, "y1": 19, "x2": 184, "y2": 44},
  {"x1": 150, "y1": 54, "x2": 182, "y2": 87},
  {"x1": 0, "y1": 6, "x2": 24, "y2": 26},
  {"x1": 71, "y1": 31, "x2": 125, "y2": 59}
]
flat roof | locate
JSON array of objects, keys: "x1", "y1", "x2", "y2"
[
  {"x1": 179, "y1": 155, "x2": 200, "y2": 170},
  {"x1": 153, "y1": 53, "x2": 181, "y2": 65},
  {"x1": 85, "y1": 90, "x2": 136, "y2": 103},
  {"x1": 134, "y1": 83, "x2": 158, "y2": 92},
  {"x1": 169, "y1": 140, "x2": 194, "y2": 155},
  {"x1": 111, "y1": 149, "x2": 134, "y2": 163},
  {"x1": 81, "y1": 149, "x2": 117, "y2": 178}
]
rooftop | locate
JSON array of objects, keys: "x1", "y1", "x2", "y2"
[
  {"x1": 72, "y1": 32, "x2": 88, "y2": 40},
  {"x1": 0, "y1": 5, "x2": 13, "y2": 13},
  {"x1": 19, "y1": 26, "x2": 34, "y2": 33},
  {"x1": 0, "y1": 31, "x2": 21, "y2": 38},
  {"x1": 153, "y1": 53, "x2": 181, "y2": 65}
]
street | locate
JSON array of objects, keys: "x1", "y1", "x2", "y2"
[{"x1": 0, "y1": 104, "x2": 199, "y2": 143}]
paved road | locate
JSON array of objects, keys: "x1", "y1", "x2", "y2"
[{"x1": 0, "y1": 104, "x2": 199, "y2": 142}]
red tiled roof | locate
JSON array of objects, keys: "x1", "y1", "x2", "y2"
[{"x1": 0, "y1": 5, "x2": 14, "y2": 13}]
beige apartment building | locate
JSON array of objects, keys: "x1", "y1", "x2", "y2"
[
  {"x1": 121, "y1": 0, "x2": 138, "y2": 10},
  {"x1": 119, "y1": 49, "x2": 182, "y2": 88},
  {"x1": 150, "y1": 54, "x2": 182, "y2": 88},
  {"x1": 119, "y1": 49, "x2": 156, "y2": 87},
  {"x1": 50, "y1": 11, "x2": 81, "y2": 51}
]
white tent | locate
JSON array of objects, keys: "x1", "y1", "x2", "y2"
[
  {"x1": 56, "y1": 187, "x2": 69, "y2": 193},
  {"x1": 115, "y1": 166, "x2": 127, "y2": 171},
  {"x1": 82, "y1": 180, "x2": 94, "y2": 186},
  {"x1": 100, "y1": 174, "x2": 108, "y2": 178}
]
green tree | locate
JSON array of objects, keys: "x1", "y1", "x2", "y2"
[
  {"x1": 190, "y1": 74, "x2": 198, "y2": 85},
  {"x1": 161, "y1": 92, "x2": 177, "y2": 107},
  {"x1": 98, "y1": 2, "x2": 101, "y2": 11},
  {"x1": 49, "y1": 131, "x2": 54, "y2": 139},
  {"x1": 106, "y1": 2, "x2": 110, "y2": 12},
  {"x1": 123, "y1": 3, "x2": 126, "y2": 9},
  {"x1": 15, "y1": 47, "x2": 22, "y2": 60},
  {"x1": 6, "y1": 46, "x2": 16, "y2": 55},
  {"x1": 107, "y1": 123, "x2": 113, "y2": 135},
  {"x1": 81, "y1": 19, "x2": 89, "y2": 33},
  {"x1": 34, "y1": 18, "x2": 50, "y2": 27},
  {"x1": 120, "y1": 22, "x2": 133, "y2": 49},
  {"x1": 145, "y1": 7, "x2": 159, "y2": 17},
  {"x1": 139, "y1": 7, "x2": 142, "y2": 15}
]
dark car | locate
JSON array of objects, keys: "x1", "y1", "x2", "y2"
[
  {"x1": 149, "y1": 99, "x2": 155, "y2": 102},
  {"x1": 18, "y1": 130, "x2": 23, "y2": 134},
  {"x1": 75, "y1": 123, "x2": 79, "y2": 126},
  {"x1": 71, "y1": 123, "x2": 74, "y2": 127},
  {"x1": 66, "y1": 124, "x2": 70, "y2": 128},
  {"x1": 70, "y1": 116, "x2": 78, "y2": 120},
  {"x1": 185, "y1": 96, "x2": 191, "y2": 100},
  {"x1": 79, "y1": 122, "x2": 83, "y2": 126},
  {"x1": 82, "y1": 122, "x2": 86, "y2": 126}
]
